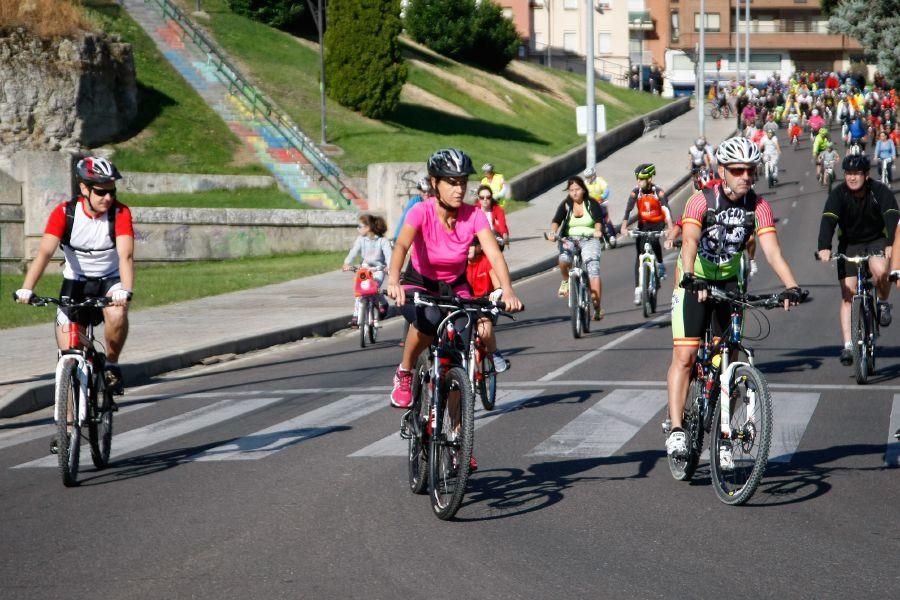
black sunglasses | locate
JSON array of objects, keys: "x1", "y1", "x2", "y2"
[
  {"x1": 89, "y1": 186, "x2": 117, "y2": 198},
  {"x1": 725, "y1": 166, "x2": 755, "y2": 177}
]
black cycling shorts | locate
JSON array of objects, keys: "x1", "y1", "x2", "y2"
[
  {"x1": 400, "y1": 303, "x2": 473, "y2": 349},
  {"x1": 836, "y1": 239, "x2": 886, "y2": 280},
  {"x1": 58, "y1": 276, "x2": 121, "y2": 326},
  {"x1": 671, "y1": 278, "x2": 740, "y2": 344}
]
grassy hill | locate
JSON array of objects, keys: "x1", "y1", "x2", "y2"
[{"x1": 86, "y1": 0, "x2": 669, "y2": 182}]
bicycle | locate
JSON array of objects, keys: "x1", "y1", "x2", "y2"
[
  {"x1": 663, "y1": 285, "x2": 802, "y2": 505},
  {"x1": 399, "y1": 293, "x2": 515, "y2": 520},
  {"x1": 18, "y1": 294, "x2": 116, "y2": 487},
  {"x1": 546, "y1": 232, "x2": 593, "y2": 339},
  {"x1": 789, "y1": 124, "x2": 801, "y2": 150},
  {"x1": 468, "y1": 304, "x2": 515, "y2": 411},
  {"x1": 820, "y1": 159, "x2": 836, "y2": 192},
  {"x1": 706, "y1": 100, "x2": 731, "y2": 120},
  {"x1": 763, "y1": 154, "x2": 778, "y2": 189},
  {"x1": 878, "y1": 157, "x2": 892, "y2": 184},
  {"x1": 826, "y1": 253, "x2": 882, "y2": 384},
  {"x1": 628, "y1": 229, "x2": 666, "y2": 318},
  {"x1": 348, "y1": 265, "x2": 385, "y2": 348}
]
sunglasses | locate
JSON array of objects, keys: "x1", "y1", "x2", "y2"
[
  {"x1": 478, "y1": 194, "x2": 492, "y2": 200},
  {"x1": 357, "y1": 223, "x2": 368, "y2": 229},
  {"x1": 725, "y1": 166, "x2": 755, "y2": 177},
  {"x1": 89, "y1": 186, "x2": 117, "y2": 198}
]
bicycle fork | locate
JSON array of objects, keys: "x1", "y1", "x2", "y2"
[{"x1": 54, "y1": 354, "x2": 90, "y2": 427}]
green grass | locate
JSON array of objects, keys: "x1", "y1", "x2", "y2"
[
  {"x1": 82, "y1": 1, "x2": 266, "y2": 175},
  {"x1": 1, "y1": 251, "x2": 344, "y2": 329},
  {"x1": 192, "y1": 0, "x2": 670, "y2": 178},
  {"x1": 123, "y1": 186, "x2": 315, "y2": 210}
]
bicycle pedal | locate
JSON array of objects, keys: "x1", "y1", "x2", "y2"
[{"x1": 399, "y1": 411, "x2": 412, "y2": 439}]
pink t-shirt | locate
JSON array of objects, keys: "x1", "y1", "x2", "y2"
[{"x1": 404, "y1": 198, "x2": 489, "y2": 297}]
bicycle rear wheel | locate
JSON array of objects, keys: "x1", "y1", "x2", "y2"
[
  {"x1": 56, "y1": 360, "x2": 81, "y2": 487},
  {"x1": 581, "y1": 274, "x2": 591, "y2": 333},
  {"x1": 570, "y1": 276, "x2": 583, "y2": 339},
  {"x1": 641, "y1": 262, "x2": 653, "y2": 318},
  {"x1": 710, "y1": 365, "x2": 772, "y2": 505},
  {"x1": 88, "y1": 379, "x2": 113, "y2": 469},
  {"x1": 669, "y1": 376, "x2": 705, "y2": 481},
  {"x1": 851, "y1": 296, "x2": 868, "y2": 384},
  {"x1": 407, "y1": 353, "x2": 430, "y2": 495},
  {"x1": 429, "y1": 366, "x2": 474, "y2": 520},
  {"x1": 359, "y1": 300, "x2": 368, "y2": 348},
  {"x1": 368, "y1": 300, "x2": 378, "y2": 344},
  {"x1": 478, "y1": 353, "x2": 497, "y2": 411}
]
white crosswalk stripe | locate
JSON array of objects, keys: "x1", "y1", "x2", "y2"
[
  {"x1": 768, "y1": 392, "x2": 820, "y2": 463},
  {"x1": 14, "y1": 398, "x2": 281, "y2": 469},
  {"x1": 529, "y1": 389, "x2": 666, "y2": 458},
  {"x1": 349, "y1": 389, "x2": 545, "y2": 457},
  {"x1": 885, "y1": 394, "x2": 900, "y2": 467},
  {"x1": 0, "y1": 403, "x2": 152, "y2": 452},
  {"x1": 194, "y1": 394, "x2": 385, "y2": 461}
]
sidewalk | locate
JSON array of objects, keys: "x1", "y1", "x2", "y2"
[{"x1": 0, "y1": 107, "x2": 735, "y2": 417}]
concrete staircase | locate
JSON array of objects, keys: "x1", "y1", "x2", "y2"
[{"x1": 121, "y1": 0, "x2": 365, "y2": 210}]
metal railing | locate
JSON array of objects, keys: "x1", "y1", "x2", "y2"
[{"x1": 144, "y1": 0, "x2": 357, "y2": 208}]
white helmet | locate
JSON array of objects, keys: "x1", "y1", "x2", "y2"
[
  {"x1": 715, "y1": 136, "x2": 762, "y2": 165},
  {"x1": 695, "y1": 137, "x2": 706, "y2": 148},
  {"x1": 583, "y1": 167, "x2": 596, "y2": 178},
  {"x1": 812, "y1": 109, "x2": 819, "y2": 116}
]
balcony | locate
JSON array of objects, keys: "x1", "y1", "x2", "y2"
[{"x1": 734, "y1": 19, "x2": 830, "y2": 34}]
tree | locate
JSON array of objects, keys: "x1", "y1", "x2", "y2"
[
  {"x1": 469, "y1": 0, "x2": 520, "y2": 72},
  {"x1": 325, "y1": 0, "x2": 407, "y2": 119},
  {"x1": 227, "y1": 0, "x2": 313, "y2": 35},
  {"x1": 829, "y1": 0, "x2": 900, "y2": 83}
]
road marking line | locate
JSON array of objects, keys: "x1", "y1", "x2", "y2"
[
  {"x1": 528, "y1": 389, "x2": 666, "y2": 458},
  {"x1": 349, "y1": 389, "x2": 544, "y2": 457},
  {"x1": 768, "y1": 392, "x2": 820, "y2": 463},
  {"x1": 13, "y1": 398, "x2": 281, "y2": 469},
  {"x1": 124, "y1": 387, "x2": 392, "y2": 402},
  {"x1": 194, "y1": 394, "x2": 385, "y2": 461},
  {"x1": 538, "y1": 313, "x2": 670, "y2": 381},
  {"x1": 885, "y1": 394, "x2": 900, "y2": 467}
]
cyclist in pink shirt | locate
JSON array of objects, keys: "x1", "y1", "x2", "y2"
[{"x1": 386, "y1": 149, "x2": 523, "y2": 408}]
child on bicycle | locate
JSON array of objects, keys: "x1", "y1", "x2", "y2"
[
  {"x1": 343, "y1": 214, "x2": 392, "y2": 327},
  {"x1": 466, "y1": 238, "x2": 508, "y2": 372}
]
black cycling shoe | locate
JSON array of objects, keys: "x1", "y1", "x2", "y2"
[
  {"x1": 104, "y1": 365, "x2": 125, "y2": 396},
  {"x1": 878, "y1": 302, "x2": 892, "y2": 327},
  {"x1": 49, "y1": 435, "x2": 58, "y2": 455},
  {"x1": 839, "y1": 348, "x2": 853, "y2": 366}
]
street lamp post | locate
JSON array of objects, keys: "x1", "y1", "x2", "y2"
[
  {"x1": 305, "y1": 0, "x2": 328, "y2": 145},
  {"x1": 735, "y1": 0, "x2": 741, "y2": 83},
  {"x1": 699, "y1": 0, "x2": 705, "y2": 137},
  {"x1": 586, "y1": 0, "x2": 596, "y2": 169},
  {"x1": 744, "y1": 0, "x2": 750, "y2": 85}
]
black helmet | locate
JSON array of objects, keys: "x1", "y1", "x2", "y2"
[
  {"x1": 75, "y1": 156, "x2": 122, "y2": 184},
  {"x1": 634, "y1": 163, "x2": 656, "y2": 179},
  {"x1": 842, "y1": 153, "x2": 871, "y2": 172},
  {"x1": 427, "y1": 148, "x2": 476, "y2": 178}
]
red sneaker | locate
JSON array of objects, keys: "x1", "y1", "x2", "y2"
[{"x1": 390, "y1": 367, "x2": 413, "y2": 408}]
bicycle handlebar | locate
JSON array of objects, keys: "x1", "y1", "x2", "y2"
[
  {"x1": 815, "y1": 252, "x2": 885, "y2": 264},
  {"x1": 13, "y1": 294, "x2": 113, "y2": 309},
  {"x1": 627, "y1": 229, "x2": 667, "y2": 238},
  {"x1": 409, "y1": 292, "x2": 520, "y2": 320},
  {"x1": 707, "y1": 285, "x2": 808, "y2": 309}
]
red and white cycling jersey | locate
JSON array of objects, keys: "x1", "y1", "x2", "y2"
[{"x1": 45, "y1": 197, "x2": 134, "y2": 279}]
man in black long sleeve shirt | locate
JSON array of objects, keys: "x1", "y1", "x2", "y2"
[{"x1": 817, "y1": 153, "x2": 899, "y2": 365}]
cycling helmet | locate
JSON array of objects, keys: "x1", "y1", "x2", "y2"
[
  {"x1": 427, "y1": 149, "x2": 476, "y2": 178},
  {"x1": 848, "y1": 144, "x2": 862, "y2": 156},
  {"x1": 695, "y1": 137, "x2": 706, "y2": 148},
  {"x1": 825, "y1": 141, "x2": 834, "y2": 149},
  {"x1": 416, "y1": 176, "x2": 430, "y2": 192},
  {"x1": 634, "y1": 163, "x2": 656, "y2": 179},
  {"x1": 75, "y1": 156, "x2": 122, "y2": 184},
  {"x1": 812, "y1": 109, "x2": 819, "y2": 116},
  {"x1": 481, "y1": 163, "x2": 494, "y2": 173},
  {"x1": 842, "y1": 153, "x2": 871, "y2": 172},
  {"x1": 583, "y1": 167, "x2": 596, "y2": 178},
  {"x1": 715, "y1": 136, "x2": 762, "y2": 165}
]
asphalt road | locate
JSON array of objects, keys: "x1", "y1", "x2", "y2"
[{"x1": 1, "y1": 127, "x2": 898, "y2": 599}]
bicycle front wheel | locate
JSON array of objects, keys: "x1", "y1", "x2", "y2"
[
  {"x1": 710, "y1": 365, "x2": 772, "y2": 505},
  {"x1": 407, "y1": 353, "x2": 430, "y2": 495},
  {"x1": 581, "y1": 274, "x2": 592, "y2": 333},
  {"x1": 669, "y1": 376, "x2": 705, "y2": 481},
  {"x1": 359, "y1": 300, "x2": 368, "y2": 348},
  {"x1": 570, "y1": 276, "x2": 583, "y2": 339},
  {"x1": 641, "y1": 262, "x2": 653, "y2": 318},
  {"x1": 56, "y1": 360, "x2": 81, "y2": 487},
  {"x1": 851, "y1": 296, "x2": 868, "y2": 384},
  {"x1": 88, "y1": 381, "x2": 114, "y2": 469},
  {"x1": 429, "y1": 366, "x2": 475, "y2": 520},
  {"x1": 478, "y1": 353, "x2": 497, "y2": 411},
  {"x1": 368, "y1": 300, "x2": 378, "y2": 344}
]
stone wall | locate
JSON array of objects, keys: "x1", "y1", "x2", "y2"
[
  {"x1": 0, "y1": 29, "x2": 137, "y2": 156},
  {"x1": 121, "y1": 172, "x2": 277, "y2": 195},
  {"x1": 365, "y1": 162, "x2": 428, "y2": 235}
]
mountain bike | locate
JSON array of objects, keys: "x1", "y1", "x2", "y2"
[
  {"x1": 828, "y1": 253, "x2": 882, "y2": 384},
  {"x1": 878, "y1": 157, "x2": 892, "y2": 184},
  {"x1": 629, "y1": 229, "x2": 665, "y2": 318},
  {"x1": 467, "y1": 304, "x2": 515, "y2": 411},
  {"x1": 349, "y1": 265, "x2": 385, "y2": 348},
  {"x1": 820, "y1": 159, "x2": 836, "y2": 192},
  {"x1": 789, "y1": 124, "x2": 801, "y2": 150},
  {"x1": 664, "y1": 286, "x2": 804, "y2": 505},
  {"x1": 400, "y1": 293, "x2": 515, "y2": 520},
  {"x1": 19, "y1": 294, "x2": 116, "y2": 487},
  {"x1": 763, "y1": 154, "x2": 778, "y2": 189},
  {"x1": 546, "y1": 233, "x2": 593, "y2": 339}
]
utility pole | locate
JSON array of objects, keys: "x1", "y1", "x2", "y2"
[
  {"x1": 547, "y1": 1, "x2": 552, "y2": 68},
  {"x1": 699, "y1": 0, "x2": 705, "y2": 137},
  {"x1": 735, "y1": 0, "x2": 740, "y2": 83},
  {"x1": 586, "y1": 0, "x2": 596, "y2": 169},
  {"x1": 305, "y1": 0, "x2": 328, "y2": 145},
  {"x1": 744, "y1": 0, "x2": 750, "y2": 86}
]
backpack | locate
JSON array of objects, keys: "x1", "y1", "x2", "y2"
[
  {"x1": 61, "y1": 197, "x2": 117, "y2": 252},
  {"x1": 635, "y1": 186, "x2": 665, "y2": 223},
  {"x1": 700, "y1": 187, "x2": 757, "y2": 238}
]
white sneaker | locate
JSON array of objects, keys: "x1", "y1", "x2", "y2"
[
  {"x1": 665, "y1": 430, "x2": 687, "y2": 456},
  {"x1": 634, "y1": 286, "x2": 642, "y2": 305},
  {"x1": 492, "y1": 351, "x2": 509, "y2": 373},
  {"x1": 718, "y1": 441, "x2": 734, "y2": 471}
]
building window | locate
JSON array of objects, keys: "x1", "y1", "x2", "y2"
[
  {"x1": 671, "y1": 10, "x2": 679, "y2": 42},
  {"x1": 533, "y1": 31, "x2": 545, "y2": 51},
  {"x1": 598, "y1": 32, "x2": 612, "y2": 54},
  {"x1": 502, "y1": 8, "x2": 513, "y2": 20},
  {"x1": 693, "y1": 12, "x2": 720, "y2": 32},
  {"x1": 564, "y1": 0, "x2": 578, "y2": 9},
  {"x1": 563, "y1": 31, "x2": 578, "y2": 53}
]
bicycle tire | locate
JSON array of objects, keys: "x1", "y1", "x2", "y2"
[
  {"x1": 478, "y1": 353, "x2": 497, "y2": 411},
  {"x1": 868, "y1": 305, "x2": 877, "y2": 376},
  {"x1": 851, "y1": 296, "x2": 868, "y2": 384},
  {"x1": 581, "y1": 274, "x2": 591, "y2": 334},
  {"x1": 56, "y1": 360, "x2": 81, "y2": 487},
  {"x1": 570, "y1": 275, "x2": 583, "y2": 339},
  {"x1": 668, "y1": 376, "x2": 705, "y2": 481},
  {"x1": 641, "y1": 262, "x2": 652, "y2": 318},
  {"x1": 368, "y1": 300, "x2": 378, "y2": 344},
  {"x1": 408, "y1": 353, "x2": 430, "y2": 495},
  {"x1": 88, "y1": 375, "x2": 113, "y2": 469},
  {"x1": 429, "y1": 366, "x2": 474, "y2": 520},
  {"x1": 709, "y1": 365, "x2": 772, "y2": 505},
  {"x1": 650, "y1": 266, "x2": 658, "y2": 313},
  {"x1": 710, "y1": 106, "x2": 720, "y2": 119},
  {"x1": 359, "y1": 300, "x2": 368, "y2": 348}
]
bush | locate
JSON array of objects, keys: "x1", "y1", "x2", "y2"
[
  {"x1": 325, "y1": 0, "x2": 407, "y2": 119},
  {"x1": 405, "y1": 0, "x2": 521, "y2": 72},
  {"x1": 0, "y1": 0, "x2": 94, "y2": 38},
  {"x1": 227, "y1": 0, "x2": 311, "y2": 35}
]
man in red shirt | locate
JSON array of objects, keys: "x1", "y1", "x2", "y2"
[{"x1": 15, "y1": 157, "x2": 135, "y2": 399}]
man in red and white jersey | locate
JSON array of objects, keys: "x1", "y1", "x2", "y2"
[{"x1": 15, "y1": 156, "x2": 135, "y2": 397}]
